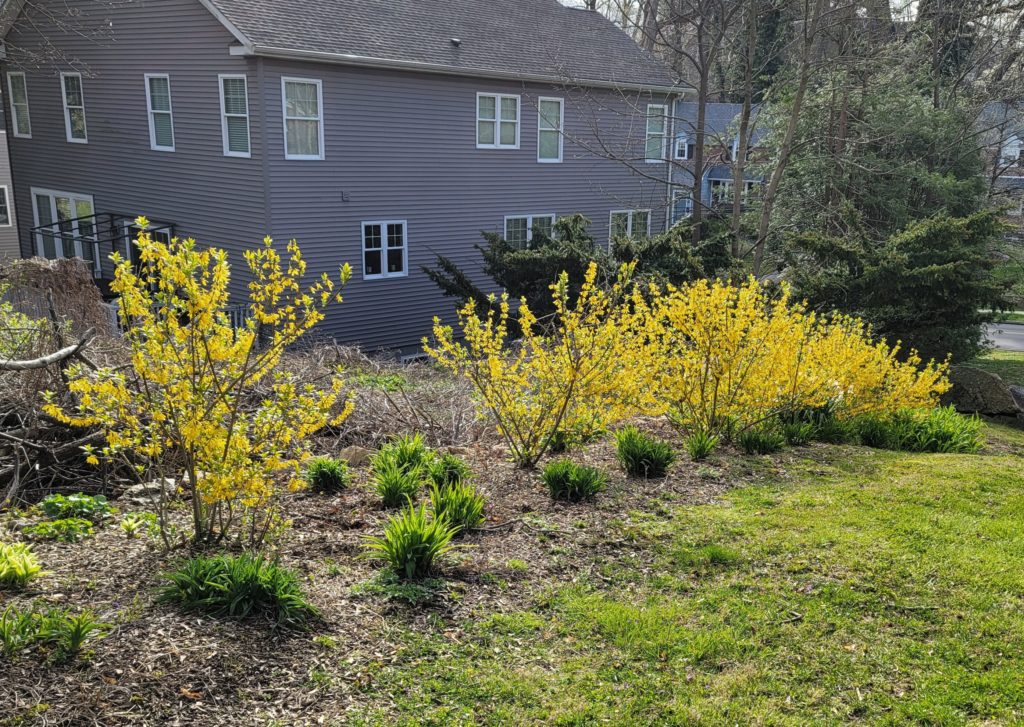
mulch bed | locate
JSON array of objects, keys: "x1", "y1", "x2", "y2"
[{"x1": 0, "y1": 421, "x2": 802, "y2": 726}]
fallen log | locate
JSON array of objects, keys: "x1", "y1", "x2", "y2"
[{"x1": 0, "y1": 328, "x2": 95, "y2": 371}]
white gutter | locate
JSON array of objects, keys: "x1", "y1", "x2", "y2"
[{"x1": 231, "y1": 44, "x2": 688, "y2": 95}]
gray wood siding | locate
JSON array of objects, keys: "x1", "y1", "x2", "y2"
[
  {"x1": 258, "y1": 59, "x2": 671, "y2": 350},
  {"x1": 0, "y1": 129, "x2": 18, "y2": 258},
  {"x1": 3, "y1": 0, "x2": 673, "y2": 351},
  {"x1": 3, "y1": 0, "x2": 265, "y2": 278}
]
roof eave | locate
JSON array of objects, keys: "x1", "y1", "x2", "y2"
[{"x1": 233, "y1": 44, "x2": 689, "y2": 95}]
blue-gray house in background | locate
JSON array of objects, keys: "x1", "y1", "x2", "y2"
[
  {"x1": 0, "y1": 0, "x2": 683, "y2": 352},
  {"x1": 670, "y1": 101, "x2": 765, "y2": 225}
]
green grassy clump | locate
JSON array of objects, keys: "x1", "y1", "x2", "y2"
[
  {"x1": 373, "y1": 458, "x2": 423, "y2": 508},
  {"x1": 378, "y1": 433, "x2": 433, "y2": 473},
  {"x1": 23, "y1": 518, "x2": 95, "y2": 542},
  {"x1": 737, "y1": 425, "x2": 786, "y2": 455},
  {"x1": 542, "y1": 460, "x2": 607, "y2": 502},
  {"x1": 682, "y1": 429, "x2": 718, "y2": 462},
  {"x1": 365, "y1": 502, "x2": 458, "y2": 579},
  {"x1": 429, "y1": 481, "x2": 485, "y2": 534},
  {"x1": 0, "y1": 604, "x2": 107, "y2": 662},
  {"x1": 158, "y1": 554, "x2": 318, "y2": 628},
  {"x1": 425, "y1": 453, "x2": 473, "y2": 490},
  {"x1": 40, "y1": 493, "x2": 114, "y2": 523},
  {"x1": 0, "y1": 542, "x2": 44, "y2": 589},
  {"x1": 304, "y1": 456, "x2": 350, "y2": 494},
  {"x1": 615, "y1": 426, "x2": 676, "y2": 475},
  {"x1": 855, "y1": 406, "x2": 982, "y2": 454},
  {"x1": 356, "y1": 423, "x2": 1024, "y2": 724}
]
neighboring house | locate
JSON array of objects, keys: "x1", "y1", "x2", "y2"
[
  {"x1": 0, "y1": 0, "x2": 682, "y2": 351},
  {"x1": 982, "y1": 101, "x2": 1024, "y2": 221},
  {"x1": 669, "y1": 101, "x2": 765, "y2": 225},
  {"x1": 0, "y1": 102, "x2": 17, "y2": 259}
]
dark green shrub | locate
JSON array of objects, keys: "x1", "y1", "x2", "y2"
[
  {"x1": 854, "y1": 414, "x2": 894, "y2": 448},
  {"x1": 737, "y1": 426, "x2": 786, "y2": 455},
  {"x1": 158, "y1": 553, "x2": 317, "y2": 628},
  {"x1": 365, "y1": 502, "x2": 459, "y2": 579},
  {"x1": 40, "y1": 493, "x2": 114, "y2": 523},
  {"x1": 615, "y1": 425, "x2": 676, "y2": 475},
  {"x1": 811, "y1": 416, "x2": 856, "y2": 444},
  {"x1": 683, "y1": 429, "x2": 718, "y2": 462},
  {"x1": 23, "y1": 518, "x2": 95, "y2": 542},
  {"x1": 425, "y1": 453, "x2": 472, "y2": 490},
  {"x1": 0, "y1": 543, "x2": 43, "y2": 589},
  {"x1": 374, "y1": 458, "x2": 422, "y2": 508},
  {"x1": 305, "y1": 456, "x2": 350, "y2": 494},
  {"x1": 429, "y1": 481, "x2": 485, "y2": 534},
  {"x1": 542, "y1": 460, "x2": 607, "y2": 502}
]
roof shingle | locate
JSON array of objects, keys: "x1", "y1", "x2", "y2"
[{"x1": 205, "y1": 0, "x2": 680, "y2": 91}]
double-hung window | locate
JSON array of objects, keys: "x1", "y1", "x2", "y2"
[
  {"x1": 609, "y1": 209, "x2": 651, "y2": 240},
  {"x1": 145, "y1": 74, "x2": 175, "y2": 151},
  {"x1": 61, "y1": 73, "x2": 87, "y2": 143},
  {"x1": 362, "y1": 220, "x2": 407, "y2": 279},
  {"x1": 7, "y1": 72, "x2": 30, "y2": 138},
  {"x1": 0, "y1": 186, "x2": 11, "y2": 227},
  {"x1": 674, "y1": 134, "x2": 689, "y2": 160},
  {"x1": 477, "y1": 93, "x2": 519, "y2": 149},
  {"x1": 645, "y1": 104, "x2": 667, "y2": 163},
  {"x1": 504, "y1": 214, "x2": 555, "y2": 249},
  {"x1": 537, "y1": 97, "x2": 563, "y2": 162},
  {"x1": 282, "y1": 77, "x2": 324, "y2": 160},
  {"x1": 671, "y1": 189, "x2": 693, "y2": 224},
  {"x1": 1003, "y1": 136, "x2": 1023, "y2": 165},
  {"x1": 220, "y1": 75, "x2": 251, "y2": 157},
  {"x1": 709, "y1": 179, "x2": 733, "y2": 206}
]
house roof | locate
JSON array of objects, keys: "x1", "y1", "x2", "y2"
[
  {"x1": 674, "y1": 101, "x2": 764, "y2": 144},
  {"x1": 200, "y1": 0, "x2": 682, "y2": 92}
]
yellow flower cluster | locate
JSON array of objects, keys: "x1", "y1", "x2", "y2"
[
  {"x1": 45, "y1": 218, "x2": 353, "y2": 546},
  {"x1": 425, "y1": 266, "x2": 949, "y2": 461}
]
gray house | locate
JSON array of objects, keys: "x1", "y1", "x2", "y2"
[
  {"x1": 0, "y1": 0, "x2": 682, "y2": 351},
  {"x1": 0, "y1": 103, "x2": 18, "y2": 258},
  {"x1": 670, "y1": 101, "x2": 765, "y2": 224}
]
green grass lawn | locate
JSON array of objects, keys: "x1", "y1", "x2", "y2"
[
  {"x1": 969, "y1": 350, "x2": 1024, "y2": 385},
  {"x1": 356, "y1": 425, "x2": 1024, "y2": 725}
]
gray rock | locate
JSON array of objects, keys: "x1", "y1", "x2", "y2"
[
  {"x1": 944, "y1": 366, "x2": 1021, "y2": 416},
  {"x1": 338, "y1": 445, "x2": 373, "y2": 467},
  {"x1": 123, "y1": 478, "x2": 177, "y2": 500}
]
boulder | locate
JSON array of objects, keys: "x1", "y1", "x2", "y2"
[
  {"x1": 338, "y1": 445, "x2": 373, "y2": 467},
  {"x1": 943, "y1": 366, "x2": 1021, "y2": 416},
  {"x1": 1011, "y1": 385, "x2": 1024, "y2": 413},
  {"x1": 123, "y1": 478, "x2": 177, "y2": 505}
]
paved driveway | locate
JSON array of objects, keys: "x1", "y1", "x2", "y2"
[{"x1": 986, "y1": 322, "x2": 1024, "y2": 351}]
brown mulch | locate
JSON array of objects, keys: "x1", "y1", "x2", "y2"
[{"x1": 0, "y1": 422, "x2": 809, "y2": 726}]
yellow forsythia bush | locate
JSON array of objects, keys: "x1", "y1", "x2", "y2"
[
  {"x1": 45, "y1": 218, "x2": 353, "y2": 547},
  {"x1": 428, "y1": 267, "x2": 949, "y2": 455},
  {"x1": 425, "y1": 263, "x2": 648, "y2": 468},
  {"x1": 641, "y1": 278, "x2": 948, "y2": 436}
]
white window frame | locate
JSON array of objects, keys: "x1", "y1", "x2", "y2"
[
  {"x1": 503, "y1": 213, "x2": 556, "y2": 248},
  {"x1": 1003, "y1": 136, "x2": 1023, "y2": 164},
  {"x1": 609, "y1": 209, "x2": 652, "y2": 241},
  {"x1": 476, "y1": 92, "x2": 520, "y2": 150},
  {"x1": 671, "y1": 189, "x2": 693, "y2": 223},
  {"x1": 7, "y1": 72, "x2": 30, "y2": 139},
  {"x1": 219, "y1": 74, "x2": 251, "y2": 158},
  {"x1": 60, "y1": 72, "x2": 87, "y2": 144},
  {"x1": 0, "y1": 185, "x2": 12, "y2": 227},
  {"x1": 709, "y1": 179, "x2": 734, "y2": 206},
  {"x1": 361, "y1": 219, "x2": 408, "y2": 280},
  {"x1": 537, "y1": 96, "x2": 563, "y2": 163},
  {"x1": 144, "y1": 73, "x2": 175, "y2": 152},
  {"x1": 30, "y1": 187, "x2": 98, "y2": 275},
  {"x1": 281, "y1": 77, "x2": 325, "y2": 160},
  {"x1": 674, "y1": 133, "x2": 689, "y2": 160},
  {"x1": 645, "y1": 103, "x2": 668, "y2": 163}
]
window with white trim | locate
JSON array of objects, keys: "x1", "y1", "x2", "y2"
[
  {"x1": 1002, "y1": 136, "x2": 1023, "y2": 165},
  {"x1": 61, "y1": 73, "x2": 87, "y2": 143},
  {"x1": 0, "y1": 186, "x2": 11, "y2": 227},
  {"x1": 145, "y1": 74, "x2": 175, "y2": 151},
  {"x1": 7, "y1": 72, "x2": 30, "y2": 138},
  {"x1": 504, "y1": 214, "x2": 555, "y2": 249},
  {"x1": 610, "y1": 210, "x2": 651, "y2": 240},
  {"x1": 674, "y1": 133, "x2": 690, "y2": 160},
  {"x1": 31, "y1": 188, "x2": 98, "y2": 275},
  {"x1": 671, "y1": 189, "x2": 693, "y2": 224},
  {"x1": 220, "y1": 75, "x2": 251, "y2": 157},
  {"x1": 282, "y1": 77, "x2": 324, "y2": 159},
  {"x1": 477, "y1": 93, "x2": 519, "y2": 149},
  {"x1": 537, "y1": 97, "x2": 563, "y2": 162},
  {"x1": 362, "y1": 220, "x2": 407, "y2": 279},
  {"x1": 645, "y1": 104, "x2": 667, "y2": 162},
  {"x1": 709, "y1": 179, "x2": 734, "y2": 206}
]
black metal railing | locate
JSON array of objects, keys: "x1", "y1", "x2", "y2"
[{"x1": 29, "y1": 212, "x2": 176, "y2": 279}]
